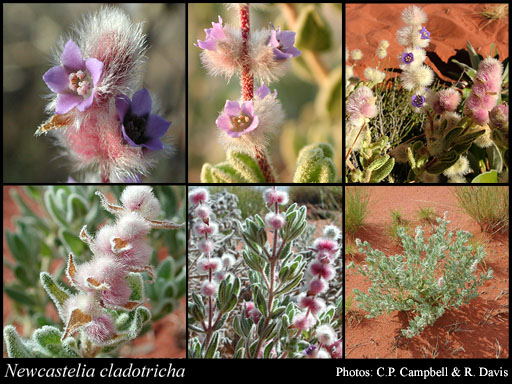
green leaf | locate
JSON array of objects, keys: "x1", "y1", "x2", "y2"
[
  {"x1": 40, "y1": 272, "x2": 71, "y2": 318},
  {"x1": 227, "y1": 151, "x2": 266, "y2": 183},
  {"x1": 293, "y1": 143, "x2": 336, "y2": 183},
  {"x1": 127, "y1": 273, "x2": 144, "y2": 302},
  {"x1": 369, "y1": 157, "x2": 395, "y2": 183},
  {"x1": 157, "y1": 257, "x2": 174, "y2": 280},
  {"x1": 471, "y1": 170, "x2": 498, "y2": 183},
  {"x1": 316, "y1": 65, "x2": 342, "y2": 119},
  {"x1": 201, "y1": 162, "x2": 245, "y2": 183},
  {"x1": 295, "y1": 5, "x2": 332, "y2": 51},
  {"x1": 4, "y1": 285, "x2": 36, "y2": 307},
  {"x1": 3, "y1": 325, "x2": 32, "y2": 358},
  {"x1": 58, "y1": 229, "x2": 85, "y2": 256},
  {"x1": 204, "y1": 331, "x2": 219, "y2": 358}
]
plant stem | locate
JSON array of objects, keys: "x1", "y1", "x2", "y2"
[
  {"x1": 345, "y1": 122, "x2": 367, "y2": 161},
  {"x1": 240, "y1": 4, "x2": 253, "y2": 101},
  {"x1": 254, "y1": 146, "x2": 276, "y2": 183}
]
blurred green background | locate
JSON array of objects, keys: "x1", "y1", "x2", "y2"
[
  {"x1": 188, "y1": 3, "x2": 342, "y2": 182},
  {"x1": 3, "y1": 3, "x2": 186, "y2": 183}
]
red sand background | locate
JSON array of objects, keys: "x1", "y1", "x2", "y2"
[
  {"x1": 346, "y1": 3, "x2": 509, "y2": 80},
  {"x1": 3, "y1": 186, "x2": 186, "y2": 358},
  {"x1": 345, "y1": 186, "x2": 509, "y2": 358}
]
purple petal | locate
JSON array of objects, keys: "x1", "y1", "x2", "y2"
[
  {"x1": 146, "y1": 114, "x2": 171, "y2": 139},
  {"x1": 124, "y1": 174, "x2": 142, "y2": 183},
  {"x1": 55, "y1": 93, "x2": 82, "y2": 114},
  {"x1": 255, "y1": 83, "x2": 271, "y2": 99},
  {"x1": 240, "y1": 101, "x2": 255, "y2": 117},
  {"x1": 285, "y1": 46, "x2": 301, "y2": 58},
  {"x1": 223, "y1": 100, "x2": 241, "y2": 117},
  {"x1": 245, "y1": 115, "x2": 259, "y2": 133},
  {"x1": 85, "y1": 58, "x2": 103, "y2": 87},
  {"x1": 131, "y1": 88, "x2": 152, "y2": 116},
  {"x1": 115, "y1": 95, "x2": 131, "y2": 121},
  {"x1": 77, "y1": 91, "x2": 94, "y2": 112},
  {"x1": 61, "y1": 39, "x2": 84, "y2": 71},
  {"x1": 197, "y1": 38, "x2": 216, "y2": 51},
  {"x1": 67, "y1": 176, "x2": 77, "y2": 183},
  {"x1": 268, "y1": 30, "x2": 280, "y2": 48},
  {"x1": 43, "y1": 66, "x2": 69, "y2": 93},
  {"x1": 121, "y1": 123, "x2": 139, "y2": 147},
  {"x1": 141, "y1": 137, "x2": 164, "y2": 151},
  {"x1": 216, "y1": 114, "x2": 232, "y2": 132},
  {"x1": 210, "y1": 16, "x2": 225, "y2": 40},
  {"x1": 277, "y1": 31, "x2": 296, "y2": 49}
]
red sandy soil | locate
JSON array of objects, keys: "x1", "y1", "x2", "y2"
[
  {"x1": 3, "y1": 186, "x2": 185, "y2": 358},
  {"x1": 345, "y1": 186, "x2": 509, "y2": 359},
  {"x1": 346, "y1": 3, "x2": 509, "y2": 81}
]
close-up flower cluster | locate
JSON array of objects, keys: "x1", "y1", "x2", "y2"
[{"x1": 345, "y1": 3, "x2": 509, "y2": 184}]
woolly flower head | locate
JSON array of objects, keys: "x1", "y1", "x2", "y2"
[
  {"x1": 437, "y1": 277, "x2": 445, "y2": 288},
  {"x1": 396, "y1": 25, "x2": 429, "y2": 49},
  {"x1": 217, "y1": 84, "x2": 284, "y2": 154},
  {"x1": 322, "y1": 225, "x2": 341, "y2": 241},
  {"x1": 293, "y1": 312, "x2": 315, "y2": 330},
  {"x1": 489, "y1": 103, "x2": 508, "y2": 130},
  {"x1": 189, "y1": 188, "x2": 209, "y2": 206},
  {"x1": 379, "y1": 40, "x2": 390, "y2": 49},
  {"x1": 120, "y1": 186, "x2": 161, "y2": 220},
  {"x1": 364, "y1": 67, "x2": 386, "y2": 84},
  {"x1": 376, "y1": 46, "x2": 387, "y2": 60},
  {"x1": 433, "y1": 88, "x2": 461, "y2": 114},
  {"x1": 198, "y1": 239, "x2": 215, "y2": 254},
  {"x1": 443, "y1": 155, "x2": 472, "y2": 178},
  {"x1": 398, "y1": 48, "x2": 426, "y2": 70},
  {"x1": 346, "y1": 86, "x2": 377, "y2": 127},
  {"x1": 200, "y1": 281, "x2": 217, "y2": 297},
  {"x1": 265, "y1": 212, "x2": 286, "y2": 230},
  {"x1": 316, "y1": 324, "x2": 336, "y2": 346},
  {"x1": 351, "y1": 49, "x2": 363, "y2": 61},
  {"x1": 262, "y1": 188, "x2": 289, "y2": 206},
  {"x1": 400, "y1": 64, "x2": 434, "y2": 93},
  {"x1": 401, "y1": 5, "x2": 427, "y2": 26},
  {"x1": 197, "y1": 257, "x2": 222, "y2": 273},
  {"x1": 221, "y1": 253, "x2": 236, "y2": 268},
  {"x1": 298, "y1": 294, "x2": 325, "y2": 315}
]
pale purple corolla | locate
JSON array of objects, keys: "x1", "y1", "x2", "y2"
[
  {"x1": 255, "y1": 83, "x2": 277, "y2": 99},
  {"x1": 216, "y1": 100, "x2": 259, "y2": 138},
  {"x1": 268, "y1": 25, "x2": 301, "y2": 60},
  {"x1": 196, "y1": 16, "x2": 225, "y2": 51},
  {"x1": 43, "y1": 39, "x2": 103, "y2": 114},
  {"x1": 115, "y1": 88, "x2": 171, "y2": 151}
]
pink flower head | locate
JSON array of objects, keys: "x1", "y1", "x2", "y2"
[
  {"x1": 268, "y1": 25, "x2": 301, "y2": 60},
  {"x1": 216, "y1": 100, "x2": 259, "y2": 138},
  {"x1": 262, "y1": 188, "x2": 289, "y2": 205},
  {"x1": 265, "y1": 212, "x2": 286, "y2": 230},
  {"x1": 293, "y1": 312, "x2": 315, "y2": 330},
  {"x1": 433, "y1": 88, "x2": 461, "y2": 114},
  {"x1": 115, "y1": 88, "x2": 171, "y2": 151},
  {"x1": 309, "y1": 261, "x2": 335, "y2": 281},
  {"x1": 196, "y1": 16, "x2": 226, "y2": 51},
  {"x1": 85, "y1": 314, "x2": 116, "y2": 345},
  {"x1": 244, "y1": 301, "x2": 256, "y2": 317},
  {"x1": 120, "y1": 186, "x2": 161, "y2": 220},
  {"x1": 330, "y1": 339, "x2": 343, "y2": 359},
  {"x1": 470, "y1": 260, "x2": 478, "y2": 273},
  {"x1": 116, "y1": 212, "x2": 151, "y2": 241},
  {"x1": 114, "y1": 240, "x2": 152, "y2": 269},
  {"x1": 73, "y1": 256, "x2": 126, "y2": 293},
  {"x1": 313, "y1": 238, "x2": 338, "y2": 255},
  {"x1": 316, "y1": 324, "x2": 336, "y2": 346},
  {"x1": 489, "y1": 103, "x2": 508, "y2": 129},
  {"x1": 197, "y1": 257, "x2": 221, "y2": 273},
  {"x1": 198, "y1": 239, "x2": 214, "y2": 254},
  {"x1": 194, "y1": 205, "x2": 211, "y2": 221},
  {"x1": 43, "y1": 39, "x2": 103, "y2": 114},
  {"x1": 347, "y1": 86, "x2": 377, "y2": 123},
  {"x1": 255, "y1": 83, "x2": 278, "y2": 99},
  {"x1": 476, "y1": 57, "x2": 503, "y2": 94},
  {"x1": 189, "y1": 188, "x2": 209, "y2": 206},
  {"x1": 298, "y1": 294, "x2": 325, "y2": 315},
  {"x1": 214, "y1": 270, "x2": 228, "y2": 282},
  {"x1": 308, "y1": 278, "x2": 328, "y2": 295},
  {"x1": 200, "y1": 281, "x2": 217, "y2": 297},
  {"x1": 193, "y1": 222, "x2": 218, "y2": 236}
]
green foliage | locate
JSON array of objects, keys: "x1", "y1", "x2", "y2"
[
  {"x1": 417, "y1": 207, "x2": 437, "y2": 224},
  {"x1": 344, "y1": 187, "x2": 370, "y2": 234},
  {"x1": 295, "y1": 5, "x2": 332, "y2": 52},
  {"x1": 349, "y1": 217, "x2": 493, "y2": 338},
  {"x1": 454, "y1": 186, "x2": 509, "y2": 233},
  {"x1": 200, "y1": 151, "x2": 270, "y2": 183},
  {"x1": 293, "y1": 143, "x2": 337, "y2": 183}
]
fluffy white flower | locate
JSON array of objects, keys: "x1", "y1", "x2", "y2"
[
  {"x1": 401, "y1": 5, "x2": 427, "y2": 26},
  {"x1": 443, "y1": 156, "x2": 472, "y2": 178},
  {"x1": 401, "y1": 64, "x2": 434, "y2": 93}
]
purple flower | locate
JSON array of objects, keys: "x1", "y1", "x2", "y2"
[
  {"x1": 411, "y1": 94, "x2": 425, "y2": 108},
  {"x1": 419, "y1": 26, "x2": 430, "y2": 40},
  {"x1": 196, "y1": 16, "x2": 225, "y2": 51},
  {"x1": 304, "y1": 344, "x2": 316, "y2": 356},
  {"x1": 115, "y1": 88, "x2": 171, "y2": 151},
  {"x1": 268, "y1": 25, "x2": 301, "y2": 60},
  {"x1": 401, "y1": 52, "x2": 414, "y2": 65},
  {"x1": 216, "y1": 100, "x2": 259, "y2": 138},
  {"x1": 43, "y1": 39, "x2": 103, "y2": 114},
  {"x1": 254, "y1": 83, "x2": 277, "y2": 99}
]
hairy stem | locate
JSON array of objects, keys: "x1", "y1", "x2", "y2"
[
  {"x1": 240, "y1": 4, "x2": 253, "y2": 101},
  {"x1": 254, "y1": 146, "x2": 276, "y2": 183}
]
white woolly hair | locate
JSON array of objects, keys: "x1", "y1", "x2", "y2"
[
  {"x1": 396, "y1": 25, "x2": 429, "y2": 49},
  {"x1": 248, "y1": 28, "x2": 289, "y2": 83},
  {"x1": 200, "y1": 25, "x2": 243, "y2": 81},
  {"x1": 472, "y1": 124, "x2": 494, "y2": 148},
  {"x1": 398, "y1": 47, "x2": 426, "y2": 71},
  {"x1": 443, "y1": 155, "x2": 472, "y2": 178},
  {"x1": 401, "y1": 5, "x2": 427, "y2": 26},
  {"x1": 218, "y1": 94, "x2": 284, "y2": 154},
  {"x1": 401, "y1": 64, "x2": 434, "y2": 93},
  {"x1": 120, "y1": 185, "x2": 161, "y2": 219}
]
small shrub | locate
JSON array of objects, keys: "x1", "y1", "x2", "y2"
[
  {"x1": 417, "y1": 206, "x2": 437, "y2": 224},
  {"x1": 348, "y1": 215, "x2": 493, "y2": 338}
]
